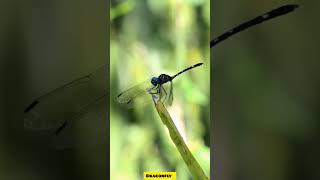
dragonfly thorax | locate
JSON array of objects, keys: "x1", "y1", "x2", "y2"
[{"x1": 151, "y1": 74, "x2": 172, "y2": 86}]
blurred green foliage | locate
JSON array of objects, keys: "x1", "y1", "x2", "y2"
[
  {"x1": 213, "y1": 1, "x2": 320, "y2": 180},
  {"x1": 110, "y1": 0, "x2": 210, "y2": 179}
]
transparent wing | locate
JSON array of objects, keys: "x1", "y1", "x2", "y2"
[
  {"x1": 117, "y1": 80, "x2": 155, "y2": 108},
  {"x1": 168, "y1": 81, "x2": 173, "y2": 106},
  {"x1": 24, "y1": 65, "x2": 107, "y2": 131},
  {"x1": 53, "y1": 95, "x2": 107, "y2": 149}
]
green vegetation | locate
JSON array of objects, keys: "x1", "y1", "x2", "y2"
[{"x1": 110, "y1": 0, "x2": 210, "y2": 179}]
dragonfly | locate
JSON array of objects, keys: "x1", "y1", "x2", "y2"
[
  {"x1": 117, "y1": 63, "x2": 203, "y2": 108},
  {"x1": 211, "y1": 4, "x2": 299, "y2": 48}
]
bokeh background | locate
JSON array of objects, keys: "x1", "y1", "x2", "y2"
[
  {"x1": 1, "y1": 0, "x2": 108, "y2": 180},
  {"x1": 212, "y1": 0, "x2": 320, "y2": 180},
  {"x1": 110, "y1": 0, "x2": 210, "y2": 179}
]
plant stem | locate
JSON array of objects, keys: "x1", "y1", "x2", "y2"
[{"x1": 154, "y1": 101, "x2": 209, "y2": 180}]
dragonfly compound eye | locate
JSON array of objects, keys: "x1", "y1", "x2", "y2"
[{"x1": 151, "y1": 77, "x2": 159, "y2": 86}]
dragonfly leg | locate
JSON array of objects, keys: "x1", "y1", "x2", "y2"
[{"x1": 149, "y1": 85, "x2": 159, "y2": 95}]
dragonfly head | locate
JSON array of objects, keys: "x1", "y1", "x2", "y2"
[{"x1": 151, "y1": 77, "x2": 159, "y2": 86}]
